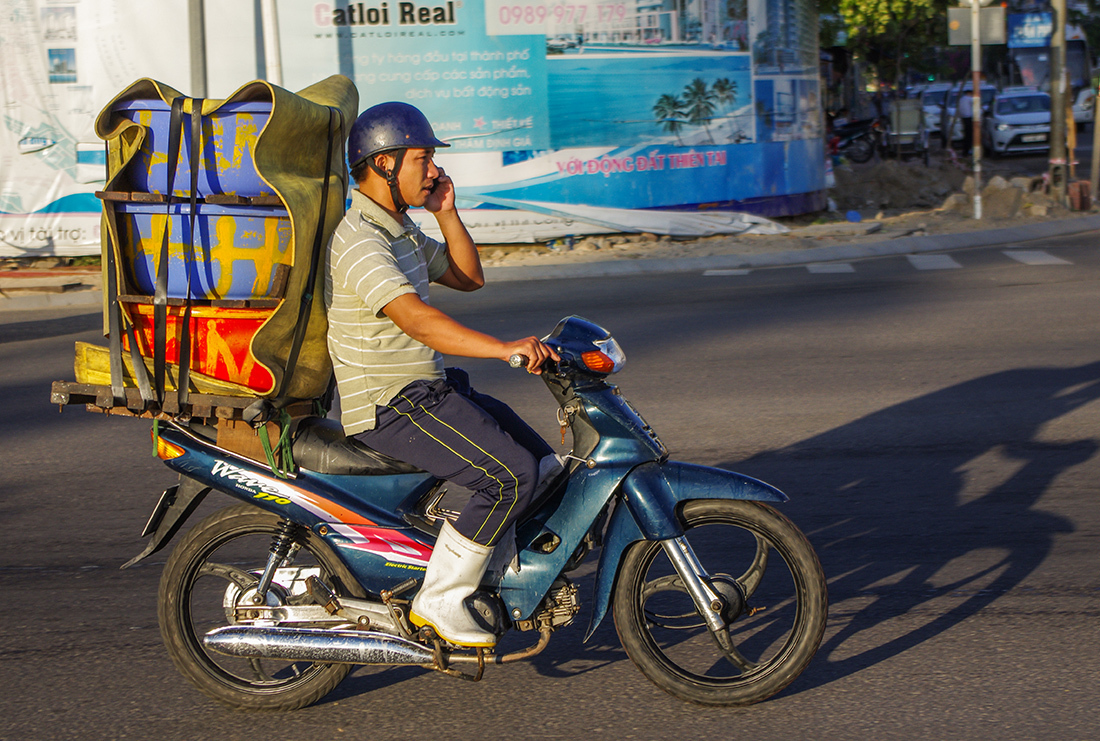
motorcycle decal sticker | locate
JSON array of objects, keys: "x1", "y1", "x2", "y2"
[
  {"x1": 328, "y1": 523, "x2": 433, "y2": 567},
  {"x1": 209, "y1": 460, "x2": 376, "y2": 526},
  {"x1": 207, "y1": 461, "x2": 429, "y2": 565}
]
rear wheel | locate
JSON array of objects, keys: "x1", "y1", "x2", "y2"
[
  {"x1": 846, "y1": 135, "x2": 873, "y2": 163},
  {"x1": 158, "y1": 505, "x2": 356, "y2": 710},
  {"x1": 613, "y1": 500, "x2": 827, "y2": 706}
]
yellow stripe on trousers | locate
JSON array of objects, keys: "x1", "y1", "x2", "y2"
[{"x1": 393, "y1": 394, "x2": 520, "y2": 544}]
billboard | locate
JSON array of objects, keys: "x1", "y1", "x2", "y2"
[{"x1": 1, "y1": 0, "x2": 824, "y2": 254}]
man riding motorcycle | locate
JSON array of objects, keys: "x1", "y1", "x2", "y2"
[{"x1": 324, "y1": 101, "x2": 560, "y2": 648}]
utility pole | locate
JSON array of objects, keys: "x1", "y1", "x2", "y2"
[
  {"x1": 188, "y1": 0, "x2": 207, "y2": 98},
  {"x1": 261, "y1": 0, "x2": 284, "y2": 87},
  {"x1": 1090, "y1": 76, "x2": 1100, "y2": 204},
  {"x1": 1049, "y1": 0, "x2": 1067, "y2": 204},
  {"x1": 970, "y1": 0, "x2": 982, "y2": 220}
]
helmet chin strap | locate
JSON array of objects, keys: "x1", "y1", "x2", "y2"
[{"x1": 368, "y1": 149, "x2": 408, "y2": 213}]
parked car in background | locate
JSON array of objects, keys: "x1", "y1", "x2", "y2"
[
  {"x1": 982, "y1": 89, "x2": 1051, "y2": 156},
  {"x1": 920, "y1": 83, "x2": 955, "y2": 136},
  {"x1": 1072, "y1": 86, "x2": 1094, "y2": 128}
]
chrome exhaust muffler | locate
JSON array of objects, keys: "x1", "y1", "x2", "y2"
[{"x1": 203, "y1": 626, "x2": 436, "y2": 666}]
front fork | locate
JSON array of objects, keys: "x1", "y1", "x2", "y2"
[
  {"x1": 661, "y1": 536, "x2": 729, "y2": 636},
  {"x1": 662, "y1": 535, "x2": 756, "y2": 670}
]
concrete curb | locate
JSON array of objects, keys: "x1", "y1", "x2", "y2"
[
  {"x1": 0, "y1": 288, "x2": 102, "y2": 313},
  {"x1": 3, "y1": 214, "x2": 1099, "y2": 310}
]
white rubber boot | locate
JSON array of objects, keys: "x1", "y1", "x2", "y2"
[{"x1": 411, "y1": 521, "x2": 497, "y2": 647}]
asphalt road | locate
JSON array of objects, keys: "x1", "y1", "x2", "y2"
[{"x1": 2, "y1": 233, "x2": 1099, "y2": 740}]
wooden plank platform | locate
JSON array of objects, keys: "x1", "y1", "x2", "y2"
[{"x1": 50, "y1": 380, "x2": 281, "y2": 420}]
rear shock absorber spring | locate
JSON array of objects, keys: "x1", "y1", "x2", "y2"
[{"x1": 253, "y1": 520, "x2": 306, "y2": 602}]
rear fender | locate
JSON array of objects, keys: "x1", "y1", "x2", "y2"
[
  {"x1": 121, "y1": 475, "x2": 210, "y2": 569},
  {"x1": 584, "y1": 461, "x2": 787, "y2": 641}
]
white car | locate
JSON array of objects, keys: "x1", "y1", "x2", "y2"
[
  {"x1": 1072, "y1": 86, "x2": 1094, "y2": 126},
  {"x1": 945, "y1": 85, "x2": 998, "y2": 141},
  {"x1": 919, "y1": 83, "x2": 955, "y2": 135},
  {"x1": 982, "y1": 89, "x2": 1050, "y2": 155}
]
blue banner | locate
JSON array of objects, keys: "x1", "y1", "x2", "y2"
[{"x1": 1007, "y1": 12, "x2": 1052, "y2": 49}]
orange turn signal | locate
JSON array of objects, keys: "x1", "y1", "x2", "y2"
[
  {"x1": 581, "y1": 351, "x2": 615, "y2": 374},
  {"x1": 153, "y1": 433, "x2": 185, "y2": 460}
]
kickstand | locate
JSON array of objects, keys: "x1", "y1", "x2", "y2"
[{"x1": 423, "y1": 628, "x2": 485, "y2": 682}]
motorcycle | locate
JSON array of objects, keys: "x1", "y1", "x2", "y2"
[
  {"x1": 830, "y1": 117, "x2": 882, "y2": 164},
  {"x1": 130, "y1": 316, "x2": 828, "y2": 709}
]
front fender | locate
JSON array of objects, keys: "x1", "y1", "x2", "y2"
[{"x1": 584, "y1": 461, "x2": 786, "y2": 641}]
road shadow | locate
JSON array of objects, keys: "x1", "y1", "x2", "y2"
[
  {"x1": 717, "y1": 360, "x2": 1099, "y2": 694},
  {"x1": 0, "y1": 311, "x2": 100, "y2": 344},
  {"x1": 508, "y1": 361, "x2": 1097, "y2": 700}
]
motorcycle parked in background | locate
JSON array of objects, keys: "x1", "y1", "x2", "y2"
[
  {"x1": 133, "y1": 316, "x2": 828, "y2": 710},
  {"x1": 829, "y1": 117, "x2": 883, "y2": 164}
]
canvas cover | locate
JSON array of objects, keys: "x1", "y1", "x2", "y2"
[{"x1": 92, "y1": 75, "x2": 358, "y2": 404}]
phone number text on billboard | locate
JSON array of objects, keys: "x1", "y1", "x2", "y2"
[{"x1": 486, "y1": 0, "x2": 628, "y2": 35}]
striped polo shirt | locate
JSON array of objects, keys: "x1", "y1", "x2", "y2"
[{"x1": 324, "y1": 190, "x2": 450, "y2": 434}]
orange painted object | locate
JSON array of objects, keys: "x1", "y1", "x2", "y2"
[{"x1": 123, "y1": 303, "x2": 276, "y2": 394}]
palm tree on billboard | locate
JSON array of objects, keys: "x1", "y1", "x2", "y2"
[
  {"x1": 683, "y1": 77, "x2": 716, "y2": 143},
  {"x1": 712, "y1": 78, "x2": 737, "y2": 109},
  {"x1": 653, "y1": 93, "x2": 687, "y2": 144}
]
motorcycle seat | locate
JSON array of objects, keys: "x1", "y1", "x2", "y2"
[{"x1": 291, "y1": 417, "x2": 424, "y2": 476}]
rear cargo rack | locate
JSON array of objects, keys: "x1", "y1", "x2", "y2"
[{"x1": 50, "y1": 380, "x2": 312, "y2": 421}]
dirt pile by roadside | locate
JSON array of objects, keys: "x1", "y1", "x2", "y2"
[{"x1": 831, "y1": 158, "x2": 969, "y2": 212}]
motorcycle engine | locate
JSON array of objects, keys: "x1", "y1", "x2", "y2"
[{"x1": 514, "y1": 577, "x2": 580, "y2": 632}]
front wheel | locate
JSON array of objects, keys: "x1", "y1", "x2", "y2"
[
  {"x1": 158, "y1": 505, "x2": 357, "y2": 710},
  {"x1": 613, "y1": 499, "x2": 827, "y2": 706}
]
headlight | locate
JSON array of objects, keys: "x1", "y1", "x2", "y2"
[
  {"x1": 996, "y1": 123, "x2": 1009, "y2": 131},
  {"x1": 582, "y1": 336, "x2": 626, "y2": 374}
]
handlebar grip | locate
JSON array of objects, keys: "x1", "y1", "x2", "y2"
[{"x1": 508, "y1": 354, "x2": 528, "y2": 368}]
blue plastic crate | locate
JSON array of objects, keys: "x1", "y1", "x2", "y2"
[
  {"x1": 116, "y1": 202, "x2": 291, "y2": 300},
  {"x1": 114, "y1": 100, "x2": 274, "y2": 197}
]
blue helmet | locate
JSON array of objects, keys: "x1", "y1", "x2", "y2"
[{"x1": 348, "y1": 102, "x2": 449, "y2": 170}]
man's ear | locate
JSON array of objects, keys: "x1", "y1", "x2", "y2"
[{"x1": 373, "y1": 152, "x2": 394, "y2": 174}]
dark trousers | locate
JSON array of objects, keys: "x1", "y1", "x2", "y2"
[
  {"x1": 354, "y1": 369, "x2": 553, "y2": 546},
  {"x1": 962, "y1": 117, "x2": 973, "y2": 154}
]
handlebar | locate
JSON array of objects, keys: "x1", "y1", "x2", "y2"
[{"x1": 508, "y1": 354, "x2": 528, "y2": 369}]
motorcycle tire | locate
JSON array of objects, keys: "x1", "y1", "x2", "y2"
[
  {"x1": 613, "y1": 499, "x2": 827, "y2": 706},
  {"x1": 845, "y1": 136, "x2": 874, "y2": 163},
  {"x1": 158, "y1": 505, "x2": 358, "y2": 710}
]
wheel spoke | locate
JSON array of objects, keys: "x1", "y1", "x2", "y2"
[
  {"x1": 248, "y1": 658, "x2": 275, "y2": 683},
  {"x1": 710, "y1": 629, "x2": 759, "y2": 673},
  {"x1": 198, "y1": 561, "x2": 257, "y2": 590},
  {"x1": 706, "y1": 612, "x2": 761, "y2": 673},
  {"x1": 640, "y1": 573, "x2": 688, "y2": 601},
  {"x1": 644, "y1": 607, "x2": 704, "y2": 630},
  {"x1": 735, "y1": 535, "x2": 769, "y2": 597}
]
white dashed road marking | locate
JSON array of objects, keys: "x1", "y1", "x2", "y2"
[
  {"x1": 701, "y1": 249, "x2": 1074, "y2": 278},
  {"x1": 1003, "y1": 250, "x2": 1071, "y2": 265},
  {"x1": 908, "y1": 254, "x2": 962, "y2": 270}
]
